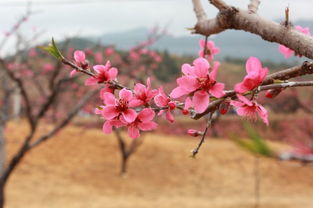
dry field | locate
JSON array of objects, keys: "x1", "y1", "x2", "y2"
[{"x1": 4, "y1": 121, "x2": 313, "y2": 208}]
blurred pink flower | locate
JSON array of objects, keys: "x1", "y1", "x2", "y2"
[
  {"x1": 198, "y1": 39, "x2": 220, "y2": 60},
  {"x1": 234, "y1": 56, "x2": 268, "y2": 94},
  {"x1": 278, "y1": 25, "x2": 311, "y2": 58}
]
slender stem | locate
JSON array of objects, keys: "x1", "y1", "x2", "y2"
[{"x1": 191, "y1": 112, "x2": 214, "y2": 157}]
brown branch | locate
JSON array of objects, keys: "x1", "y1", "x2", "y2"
[
  {"x1": 193, "y1": 1, "x2": 313, "y2": 59},
  {"x1": 29, "y1": 87, "x2": 100, "y2": 149},
  {"x1": 191, "y1": 111, "x2": 214, "y2": 157}
]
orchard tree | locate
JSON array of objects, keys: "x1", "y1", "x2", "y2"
[{"x1": 0, "y1": 11, "x2": 101, "y2": 207}]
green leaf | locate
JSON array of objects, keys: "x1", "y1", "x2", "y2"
[
  {"x1": 39, "y1": 38, "x2": 64, "y2": 60},
  {"x1": 232, "y1": 123, "x2": 274, "y2": 157}
]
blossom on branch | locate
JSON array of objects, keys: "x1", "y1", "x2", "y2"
[
  {"x1": 154, "y1": 87, "x2": 176, "y2": 123},
  {"x1": 234, "y1": 56, "x2": 268, "y2": 94},
  {"x1": 85, "y1": 61, "x2": 118, "y2": 85},
  {"x1": 231, "y1": 94, "x2": 269, "y2": 125},
  {"x1": 170, "y1": 58, "x2": 225, "y2": 113},
  {"x1": 198, "y1": 39, "x2": 220, "y2": 60}
]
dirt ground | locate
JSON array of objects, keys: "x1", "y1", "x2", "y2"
[{"x1": 5, "y1": 122, "x2": 313, "y2": 208}]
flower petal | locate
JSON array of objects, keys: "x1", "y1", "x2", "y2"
[
  {"x1": 192, "y1": 90, "x2": 209, "y2": 113},
  {"x1": 119, "y1": 88, "x2": 133, "y2": 101},
  {"x1": 138, "y1": 121, "x2": 158, "y2": 131},
  {"x1": 122, "y1": 109, "x2": 137, "y2": 123},
  {"x1": 138, "y1": 108, "x2": 155, "y2": 122},
  {"x1": 102, "y1": 106, "x2": 119, "y2": 120},
  {"x1": 128, "y1": 125, "x2": 140, "y2": 139}
]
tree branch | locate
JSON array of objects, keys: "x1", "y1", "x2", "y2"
[{"x1": 193, "y1": 1, "x2": 313, "y2": 59}]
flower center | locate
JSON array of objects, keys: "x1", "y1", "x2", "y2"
[
  {"x1": 117, "y1": 99, "x2": 128, "y2": 112},
  {"x1": 97, "y1": 72, "x2": 109, "y2": 83},
  {"x1": 198, "y1": 75, "x2": 216, "y2": 90}
]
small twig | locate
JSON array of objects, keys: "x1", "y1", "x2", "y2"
[
  {"x1": 191, "y1": 111, "x2": 214, "y2": 157},
  {"x1": 248, "y1": 0, "x2": 260, "y2": 13}
]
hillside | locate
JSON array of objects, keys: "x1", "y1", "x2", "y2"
[{"x1": 5, "y1": 122, "x2": 313, "y2": 208}]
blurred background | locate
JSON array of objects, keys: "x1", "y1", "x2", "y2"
[{"x1": 0, "y1": 0, "x2": 313, "y2": 208}]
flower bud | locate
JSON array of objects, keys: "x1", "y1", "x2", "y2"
[
  {"x1": 265, "y1": 89, "x2": 282, "y2": 99},
  {"x1": 219, "y1": 100, "x2": 230, "y2": 115},
  {"x1": 187, "y1": 129, "x2": 202, "y2": 137},
  {"x1": 182, "y1": 109, "x2": 189, "y2": 115},
  {"x1": 168, "y1": 102, "x2": 176, "y2": 110}
]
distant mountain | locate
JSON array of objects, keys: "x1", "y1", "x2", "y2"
[{"x1": 82, "y1": 20, "x2": 313, "y2": 62}]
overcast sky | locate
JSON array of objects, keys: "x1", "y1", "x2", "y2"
[{"x1": 0, "y1": 0, "x2": 312, "y2": 50}]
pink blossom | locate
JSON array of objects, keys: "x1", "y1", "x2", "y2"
[
  {"x1": 28, "y1": 48, "x2": 37, "y2": 57},
  {"x1": 105, "y1": 48, "x2": 114, "y2": 56},
  {"x1": 125, "y1": 108, "x2": 158, "y2": 139},
  {"x1": 72, "y1": 50, "x2": 88, "y2": 76},
  {"x1": 94, "y1": 51, "x2": 103, "y2": 64},
  {"x1": 278, "y1": 25, "x2": 311, "y2": 58},
  {"x1": 198, "y1": 39, "x2": 220, "y2": 60},
  {"x1": 85, "y1": 61, "x2": 118, "y2": 86},
  {"x1": 129, "y1": 78, "x2": 158, "y2": 107},
  {"x1": 182, "y1": 97, "x2": 192, "y2": 115},
  {"x1": 231, "y1": 94, "x2": 269, "y2": 125},
  {"x1": 170, "y1": 58, "x2": 225, "y2": 113},
  {"x1": 154, "y1": 87, "x2": 176, "y2": 122},
  {"x1": 234, "y1": 57, "x2": 268, "y2": 94},
  {"x1": 101, "y1": 89, "x2": 137, "y2": 123},
  {"x1": 129, "y1": 50, "x2": 140, "y2": 61},
  {"x1": 43, "y1": 63, "x2": 54, "y2": 72}
]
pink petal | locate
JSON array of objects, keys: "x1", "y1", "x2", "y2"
[
  {"x1": 128, "y1": 99, "x2": 144, "y2": 107},
  {"x1": 154, "y1": 94, "x2": 168, "y2": 107},
  {"x1": 119, "y1": 89, "x2": 133, "y2": 101},
  {"x1": 246, "y1": 56, "x2": 262, "y2": 74},
  {"x1": 193, "y1": 58, "x2": 209, "y2": 78},
  {"x1": 102, "y1": 92, "x2": 116, "y2": 105},
  {"x1": 181, "y1": 64, "x2": 194, "y2": 76},
  {"x1": 278, "y1": 45, "x2": 293, "y2": 59},
  {"x1": 128, "y1": 125, "x2": 140, "y2": 139},
  {"x1": 199, "y1": 39, "x2": 205, "y2": 48},
  {"x1": 177, "y1": 76, "x2": 199, "y2": 92},
  {"x1": 210, "y1": 61, "x2": 220, "y2": 81},
  {"x1": 74, "y1": 50, "x2": 85, "y2": 63},
  {"x1": 108, "y1": 67, "x2": 118, "y2": 80},
  {"x1": 138, "y1": 108, "x2": 155, "y2": 122},
  {"x1": 103, "y1": 120, "x2": 113, "y2": 134},
  {"x1": 166, "y1": 110, "x2": 174, "y2": 123},
  {"x1": 192, "y1": 90, "x2": 210, "y2": 113},
  {"x1": 102, "y1": 106, "x2": 119, "y2": 120},
  {"x1": 257, "y1": 104, "x2": 269, "y2": 125},
  {"x1": 93, "y1": 65, "x2": 106, "y2": 74},
  {"x1": 138, "y1": 121, "x2": 158, "y2": 131},
  {"x1": 209, "y1": 82, "x2": 225, "y2": 98},
  {"x1": 236, "y1": 94, "x2": 253, "y2": 106},
  {"x1": 70, "y1": 70, "x2": 77, "y2": 77},
  {"x1": 122, "y1": 109, "x2": 137, "y2": 123},
  {"x1": 170, "y1": 87, "x2": 189, "y2": 99},
  {"x1": 134, "y1": 83, "x2": 146, "y2": 95},
  {"x1": 84, "y1": 77, "x2": 98, "y2": 86}
]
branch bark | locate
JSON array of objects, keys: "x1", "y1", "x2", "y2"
[{"x1": 192, "y1": 0, "x2": 313, "y2": 59}]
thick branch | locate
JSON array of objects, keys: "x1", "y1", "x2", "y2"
[{"x1": 194, "y1": 3, "x2": 313, "y2": 59}]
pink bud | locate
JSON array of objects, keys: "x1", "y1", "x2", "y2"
[
  {"x1": 265, "y1": 89, "x2": 282, "y2": 99},
  {"x1": 219, "y1": 101, "x2": 230, "y2": 115},
  {"x1": 187, "y1": 129, "x2": 201, "y2": 137},
  {"x1": 182, "y1": 109, "x2": 189, "y2": 115},
  {"x1": 168, "y1": 102, "x2": 176, "y2": 110}
]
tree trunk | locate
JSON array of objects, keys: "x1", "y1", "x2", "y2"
[
  {"x1": 120, "y1": 156, "x2": 129, "y2": 176},
  {"x1": 0, "y1": 127, "x2": 5, "y2": 175},
  {"x1": 0, "y1": 184, "x2": 5, "y2": 208}
]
